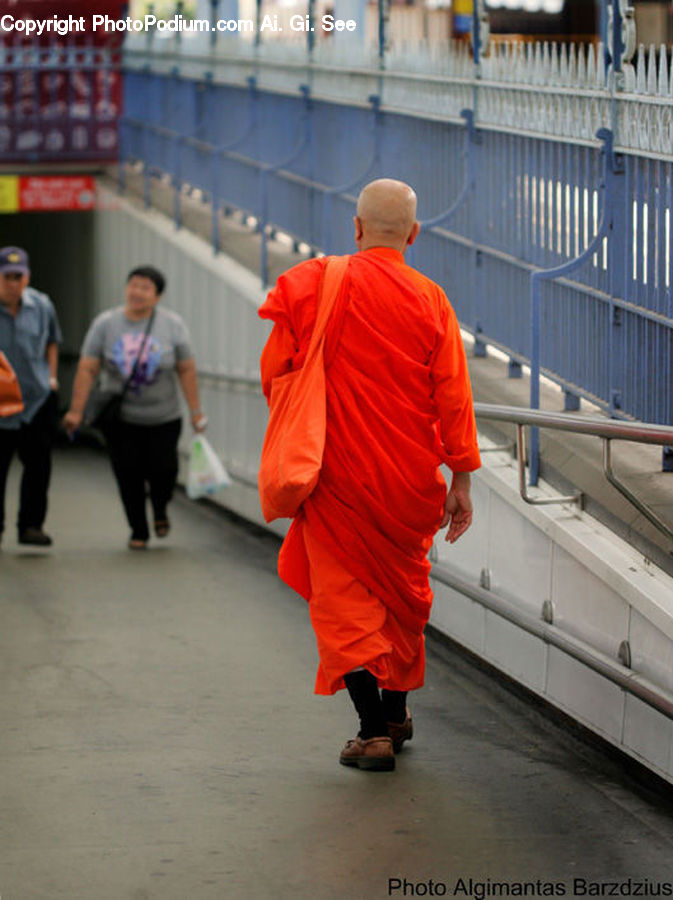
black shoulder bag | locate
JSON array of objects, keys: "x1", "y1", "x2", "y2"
[{"x1": 86, "y1": 310, "x2": 156, "y2": 431}]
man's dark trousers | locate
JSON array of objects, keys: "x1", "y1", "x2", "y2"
[{"x1": 0, "y1": 392, "x2": 57, "y2": 535}]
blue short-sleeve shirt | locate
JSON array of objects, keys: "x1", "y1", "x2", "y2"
[{"x1": 0, "y1": 287, "x2": 62, "y2": 429}]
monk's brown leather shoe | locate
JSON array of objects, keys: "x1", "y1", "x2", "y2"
[
  {"x1": 339, "y1": 736, "x2": 395, "y2": 771},
  {"x1": 387, "y1": 713, "x2": 413, "y2": 753}
]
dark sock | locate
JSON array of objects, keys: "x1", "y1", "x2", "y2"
[
  {"x1": 381, "y1": 690, "x2": 408, "y2": 724},
  {"x1": 343, "y1": 670, "x2": 389, "y2": 740}
]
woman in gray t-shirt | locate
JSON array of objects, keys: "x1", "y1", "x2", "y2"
[{"x1": 63, "y1": 265, "x2": 206, "y2": 549}]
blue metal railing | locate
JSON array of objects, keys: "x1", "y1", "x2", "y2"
[
  {"x1": 115, "y1": 0, "x2": 669, "y2": 480},
  {"x1": 119, "y1": 65, "x2": 673, "y2": 458}
]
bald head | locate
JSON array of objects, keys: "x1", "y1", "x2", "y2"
[{"x1": 354, "y1": 179, "x2": 419, "y2": 252}]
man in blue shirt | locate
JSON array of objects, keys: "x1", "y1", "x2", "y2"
[{"x1": 0, "y1": 247, "x2": 62, "y2": 546}]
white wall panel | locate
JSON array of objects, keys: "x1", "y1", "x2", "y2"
[
  {"x1": 629, "y1": 609, "x2": 673, "y2": 696},
  {"x1": 622, "y1": 694, "x2": 673, "y2": 775},
  {"x1": 488, "y1": 490, "x2": 553, "y2": 618},
  {"x1": 551, "y1": 543, "x2": 630, "y2": 662},
  {"x1": 546, "y1": 647, "x2": 625, "y2": 743},
  {"x1": 483, "y1": 611, "x2": 547, "y2": 694},
  {"x1": 430, "y1": 582, "x2": 486, "y2": 655}
]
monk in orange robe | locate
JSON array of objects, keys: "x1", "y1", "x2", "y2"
[{"x1": 259, "y1": 179, "x2": 480, "y2": 771}]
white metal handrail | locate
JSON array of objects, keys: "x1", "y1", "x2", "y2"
[
  {"x1": 474, "y1": 403, "x2": 673, "y2": 544},
  {"x1": 430, "y1": 563, "x2": 673, "y2": 722}
]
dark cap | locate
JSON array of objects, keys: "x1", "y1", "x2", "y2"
[{"x1": 0, "y1": 247, "x2": 29, "y2": 275}]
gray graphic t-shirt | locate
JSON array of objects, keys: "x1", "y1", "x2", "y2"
[{"x1": 82, "y1": 306, "x2": 193, "y2": 425}]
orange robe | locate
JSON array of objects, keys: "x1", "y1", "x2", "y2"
[{"x1": 259, "y1": 247, "x2": 481, "y2": 695}]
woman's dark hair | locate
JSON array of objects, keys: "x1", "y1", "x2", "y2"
[{"x1": 127, "y1": 265, "x2": 166, "y2": 296}]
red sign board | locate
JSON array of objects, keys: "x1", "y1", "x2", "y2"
[
  {"x1": 0, "y1": 175, "x2": 96, "y2": 211},
  {"x1": 19, "y1": 175, "x2": 96, "y2": 211}
]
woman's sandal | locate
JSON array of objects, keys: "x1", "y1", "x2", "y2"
[
  {"x1": 128, "y1": 538, "x2": 148, "y2": 550},
  {"x1": 154, "y1": 518, "x2": 171, "y2": 538}
]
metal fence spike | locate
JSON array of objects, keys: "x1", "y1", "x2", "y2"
[
  {"x1": 586, "y1": 42, "x2": 597, "y2": 87},
  {"x1": 515, "y1": 40, "x2": 525, "y2": 84},
  {"x1": 533, "y1": 41, "x2": 543, "y2": 85},
  {"x1": 597, "y1": 42, "x2": 607, "y2": 88},
  {"x1": 658, "y1": 44, "x2": 669, "y2": 96},
  {"x1": 647, "y1": 44, "x2": 658, "y2": 94},
  {"x1": 567, "y1": 42, "x2": 577, "y2": 86},
  {"x1": 579, "y1": 43, "x2": 589, "y2": 88},
  {"x1": 636, "y1": 44, "x2": 647, "y2": 93},
  {"x1": 542, "y1": 42, "x2": 552, "y2": 84},
  {"x1": 558, "y1": 42, "x2": 568, "y2": 86}
]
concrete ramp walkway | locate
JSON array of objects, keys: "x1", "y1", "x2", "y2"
[{"x1": 2, "y1": 448, "x2": 673, "y2": 899}]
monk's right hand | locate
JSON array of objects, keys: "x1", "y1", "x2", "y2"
[
  {"x1": 441, "y1": 473, "x2": 473, "y2": 543},
  {"x1": 62, "y1": 410, "x2": 82, "y2": 437}
]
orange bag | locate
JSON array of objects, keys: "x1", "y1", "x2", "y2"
[
  {"x1": 258, "y1": 256, "x2": 349, "y2": 522},
  {"x1": 0, "y1": 351, "x2": 24, "y2": 418}
]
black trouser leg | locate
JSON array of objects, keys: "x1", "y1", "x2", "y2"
[
  {"x1": 104, "y1": 422, "x2": 150, "y2": 541},
  {"x1": 343, "y1": 670, "x2": 389, "y2": 740},
  {"x1": 144, "y1": 419, "x2": 181, "y2": 521},
  {"x1": 0, "y1": 428, "x2": 19, "y2": 534},
  {"x1": 16, "y1": 394, "x2": 55, "y2": 531},
  {"x1": 381, "y1": 690, "x2": 408, "y2": 725}
]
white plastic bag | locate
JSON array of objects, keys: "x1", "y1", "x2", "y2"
[{"x1": 186, "y1": 434, "x2": 232, "y2": 499}]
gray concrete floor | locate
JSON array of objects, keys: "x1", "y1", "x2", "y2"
[{"x1": 2, "y1": 447, "x2": 673, "y2": 899}]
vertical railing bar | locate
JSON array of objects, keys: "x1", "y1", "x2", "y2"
[
  {"x1": 541, "y1": 139, "x2": 548, "y2": 263},
  {"x1": 603, "y1": 437, "x2": 673, "y2": 542},
  {"x1": 623, "y1": 155, "x2": 633, "y2": 314},
  {"x1": 636, "y1": 157, "x2": 645, "y2": 311},
  {"x1": 524, "y1": 136, "x2": 532, "y2": 265},
  {"x1": 638, "y1": 159, "x2": 646, "y2": 420},
  {"x1": 668, "y1": 162, "x2": 673, "y2": 323},
  {"x1": 174, "y1": 80, "x2": 184, "y2": 230},
  {"x1": 529, "y1": 130, "x2": 615, "y2": 484},
  {"x1": 567, "y1": 142, "x2": 574, "y2": 260},
  {"x1": 608, "y1": 145, "x2": 616, "y2": 416},
  {"x1": 644, "y1": 160, "x2": 654, "y2": 419},
  {"x1": 539, "y1": 138, "x2": 546, "y2": 263},
  {"x1": 500, "y1": 125, "x2": 509, "y2": 252},
  {"x1": 580, "y1": 144, "x2": 587, "y2": 259},
  {"x1": 533, "y1": 138, "x2": 540, "y2": 264},
  {"x1": 560, "y1": 141, "x2": 569, "y2": 389},
  {"x1": 505, "y1": 132, "x2": 512, "y2": 254},
  {"x1": 656, "y1": 159, "x2": 666, "y2": 317},
  {"x1": 545, "y1": 142, "x2": 552, "y2": 262},
  {"x1": 647, "y1": 157, "x2": 656, "y2": 314},
  {"x1": 420, "y1": 110, "x2": 476, "y2": 230},
  {"x1": 515, "y1": 134, "x2": 522, "y2": 259},
  {"x1": 529, "y1": 135, "x2": 536, "y2": 263},
  {"x1": 112, "y1": 40, "x2": 673, "y2": 442},
  {"x1": 143, "y1": 77, "x2": 152, "y2": 209},
  {"x1": 666, "y1": 162, "x2": 673, "y2": 451},
  {"x1": 258, "y1": 85, "x2": 312, "y2": 286}
]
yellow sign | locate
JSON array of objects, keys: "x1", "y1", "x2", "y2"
[
  {"x1": 0, "y1": 176, "x2": 19, "y2": 213},
  {"x1": 453, "y1": 0, "x2": 473, "y2": 13}
]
